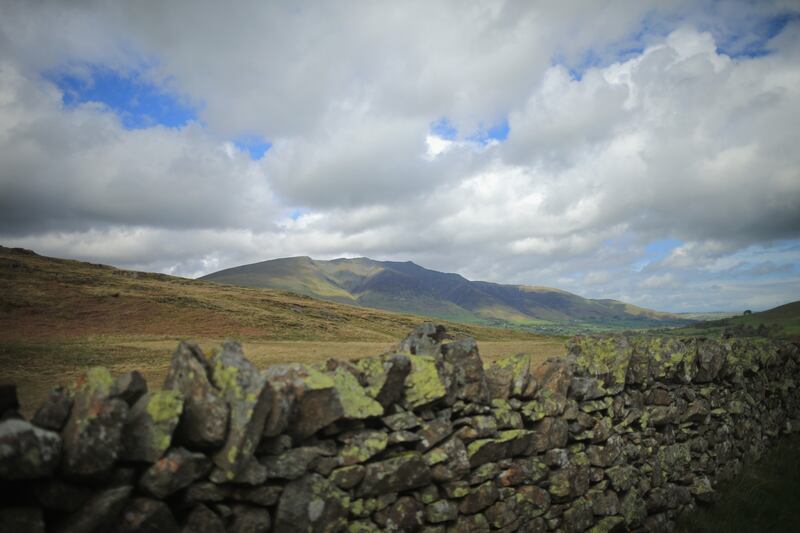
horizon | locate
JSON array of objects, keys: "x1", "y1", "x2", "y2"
[{"x1": 1, "y1": 1, "x2": 799, "y2": 313}]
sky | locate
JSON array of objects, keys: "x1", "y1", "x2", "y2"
[{"x1": 1, "y1": 1, "x2": 799, "y2": 313}]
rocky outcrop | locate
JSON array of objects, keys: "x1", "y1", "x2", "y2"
[{"x1": 0, "y1": 324, "x2": 798, "y2": 532}]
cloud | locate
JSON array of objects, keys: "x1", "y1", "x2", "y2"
[{"x1": 0, "y1": 1, "x2": 799, "y2": 312}]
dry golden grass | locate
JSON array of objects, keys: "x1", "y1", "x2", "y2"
[{"x1": 0, "y1": 247, "x2": 566, "y2": 415}]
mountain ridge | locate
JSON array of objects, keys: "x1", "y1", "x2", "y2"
[{"x1": 201, "y1": 256, "x2": 692, "y2": 331}]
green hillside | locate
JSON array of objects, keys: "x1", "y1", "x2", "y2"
[
  {"x1": 668, "y1": 301, "x2": 800, "y2": 339},
  {"x1": 201, "y1": 256, "x2": 692, "y2": 332}
]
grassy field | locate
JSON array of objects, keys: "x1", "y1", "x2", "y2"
[
  {"x1": 0, "y1": 247, "x2": 565, "y2": 415},
  {"x1": 677, "y1": 432, "x2": 800, "y2": 532}
]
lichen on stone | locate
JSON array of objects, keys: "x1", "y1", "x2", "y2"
[
  {"x1": 330, "y1": 368, "x2": 383, "y2": 419},
  {"x1": 404, "y1": 355, "x2": 446, "y2": 409}
]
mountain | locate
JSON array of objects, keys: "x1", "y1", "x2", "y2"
[
  {"x1": 201, "y1": 256, "x2": 691, "y2": 331},
  {"x1": 0, "y1": 247, "x2": 539, "y2": 343}
]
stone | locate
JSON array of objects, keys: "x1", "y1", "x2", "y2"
[
  {"x1": 33, "y1": 479, "x2": 92, "y2": 512},
  {"x1": 426, "y1": 437, "x2": 470, "y2": 482},
  {"x1": 404, "y1": 354, "x2": 448, "y2": 410},
  {"x1": 466, "y1": 437, "x2": 509, "y2": 468},
  {"x1": 485, "y1": 353, "x2": 536, "y2": 400},
  {"x1": 620, "y1": 488, "x2": 647, "y2": 528},
  {"x1": 0, "y1": 418, "x2": 61, "y2": 480},
  {"x1": 210, "y1": 455, "x2": 267, "y2": 485},
  {"x1": 695, "y1": 338, "x2": 727, "y2": 382},
  {"x1": 382, "y1": 496, "x2": 424, "y2": 531},
  {"x1": 426, "y1": 499, "x2": 459, "y2": 523},
  {"x1": 139, "y1": 447, "x2": 212, "y2": 498},
  {"x1": 522, "y1": 389, "x2": 567, "y2": 422},
  {"x1": 684, "y1": 399, "x2": 710, "y2": 423},
  {"x1": 116, "y1": 498, "x2": 180, "y2": 533},
  {"x1": 458, "y1": 415, "x2": 498, "y2": 439},
  {"x1": 347, "y1": 521, "x2": 382, "y2": 533},
  {"x1": 164, "y1": 342, "x2": 229, "y2": 450},
  {"x1": 121, "y1": 390, "x2": 184, "y2": 462},
  {"x1": 587, "y1": 436, "x2": 622, "y2": 468},
  {"x1": 498, "y1": 458, "x2": 548, "y2": 487},
  {"x1": 60, "y1": 367, "x2": 129, "y2": 479},
  {"x1": 635, "y1": 337, "x2": 698, "y2": 383},
  {"x1": 114, "y1": 371, "x2": 148, "y2": 406},
  {"x1": 605, "y1": 465, "x2": 636, "y2": 492},
  {"x1": 568, "y1": 335, "x2": 631, "y2": 394},
  {"x1": 211, "y1": 341, "x2": 272, "y2": 479},
  {"x1": 587, "y1": 489, "x2": 620, "y2": 516},
  {"x1": 447, "y1": 513, "x2": 490, "y2": 533},
  {"x1": 266, "y1": 363, "x2": 344, "y2": 441},
  {"x1": 183, "y1": 481, "x2": 229, "y2": 505},
  {"x1": 355, "y1": 354, "x2": 412, "y2": 408},
  {"x1": 228, "y1": 485, "x2": 283, "y2": 507},
  {"x1": 492, "y1": 401, "x2": 523, "y2": 429},
  {"x1": 459, "y1": 481, "x2": 499, "y2": 514},
  {"x1": 467, "y1": 430, "x2": 531, "y2": 468},
  {"x1": 562, "y1": 498, "x2": 593, "y2": 533},
  {"x1": 548, "y1": 466, "x2": 590, "y2": 501},
  {"x1": 440, "y1": 338, "x2": 491, "y2": 404},
  {"x1": 32, "y1": 386, "x2": 72, "y2": 431},
  {"x1": 588, "y1": 516, "x2": 625, "y2": 533},
  {"x1": 330, "y1": 464, "x2": 365, "y2": 489},
  {"x1": 358, "y1": 452, "x2": 432, "y2": 497},
  {"x1": 388, "y1": 430, "x2": 420, "y2": 445},
  {"x1": 0, "y1": 507, "x2": 45, "y2": 533},
  {"x1": 690, "y1": 476, "x2": 716, "y2": 503},
  {"x1": 262, "y1": 446, "x2": 327, "y2": 479},
  {"x1": 398, "y1": 323, "x2": 449, "y2": 356},
  {"x1": 530, "y1": 416, "x2": 568, "y2": 453},
  {"x1": 274, "y1": 473, "x2": 349, "y2": 533},
  {"x1": 417, "y1": 418, "x2": 453, "y2": 451},
  {"x1": 485, "y1": 500, "x2": 517, "y2": 529},
  {"x1": 469, "y1": 462, "x2": 500, "y2": 485},
  {"x1": 229, "y1": 505, "x2": 271, "y2": 533},
  {"x1": 532, "y1": 357, "x2": 574, "y2": 398},
  {"x1": 60, "y1": 485, "x2": 133, "y2": 533},
  {"x1": 182, "y1": 504, "x2": 226, "y2": 533},
  {"x1": 383, "y1": 411, "x2": 421, "y2": 431},
  {"x1": 647, "y1": 405, "x2": 677, "y2": 427},
  {"x1": 569, "y1": 377, "x2": 607, "y2": 401},
  {"x1": 338, "y1": 430, "x2": 388, "y2": 465},
  {"x1": 516, "y1": 485, "x2": 551, "y2": 514},
  {"x1": 328, "y1": 366, "x2": 384, "y2": 419}
]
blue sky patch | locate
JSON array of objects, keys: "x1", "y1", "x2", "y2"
[
  {"x1": 430, "y1": 118, "x2": 457, "y2": 140},
  {"x1": 430, "y1": 117, "x2": 509, "y2": 144},
  {"x1": 234, "y1": 134, "x2": 272, "y2": 160},
  {"x1": 715, "y1": 13, "x2": 800, "y2": 59},
  {"x1": 469, "y1": 119, "x2": 509, "y2": 144},
  {"x1": 288, "y1": 208, "x2": 310, "y2": 221},
  {"x1": 49, "y1": 65, "x2": 197, "y2": 129}
]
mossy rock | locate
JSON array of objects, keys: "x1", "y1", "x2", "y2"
[
  {"x1": 569, "y1": 335, "x2": 632, "y2": 393},
  {"x1": 404, "y1": 355, "x2": 447, "y2": 410},
  {"x1": 329, "y1": 367, "x2": 383, "y2": 420},
  {"x1": 121, "y1": 389, "x2": 184, "y2": 463}
]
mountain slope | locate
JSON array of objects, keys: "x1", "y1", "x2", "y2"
[{"x1": 201, "y1": 257, "x2": 691, "y2": 331}]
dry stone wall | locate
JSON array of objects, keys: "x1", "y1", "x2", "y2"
[{"x1": 1, "y1": 324, "x2": 799, "y2": 533}]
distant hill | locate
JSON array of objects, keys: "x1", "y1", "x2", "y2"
[
  {"x1": 671, "y1": 300, "x2": 800, "y2": 339},
  {"x1": 0, "y1": 247, "x2": 538, "y2": 343},
  {"x1": 201, "y1": 256, "x2": 691, "y2": 331}
]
